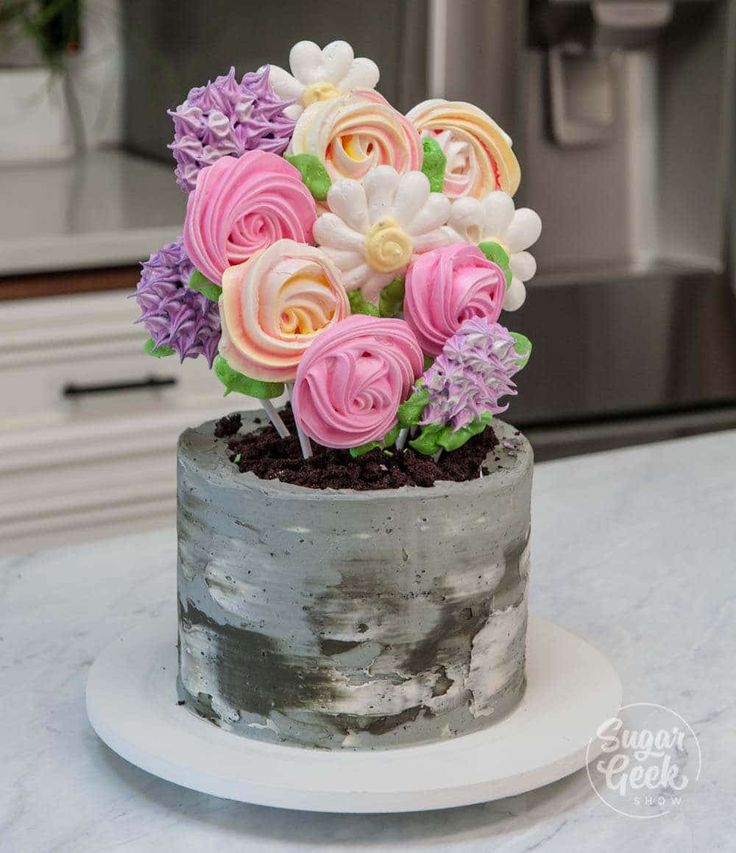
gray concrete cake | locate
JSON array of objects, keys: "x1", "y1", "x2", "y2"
[{"x1": 177, "y1": 412, "x2": 533, "y2": 750}]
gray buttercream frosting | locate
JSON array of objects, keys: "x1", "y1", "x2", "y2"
[{"x1": 177, "y1": 412, "x2": 533, "y2": 750}]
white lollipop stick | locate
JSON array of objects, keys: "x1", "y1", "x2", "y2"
[
  {"x1": 261, "y1": 399, "x2": 290, "y2": 438},
  {"x1": 395, "y1": 428, "x2": 409, "y2": 451},
  {"x1": 286, "y1": 384, "x2": 313, "y2": 460}
]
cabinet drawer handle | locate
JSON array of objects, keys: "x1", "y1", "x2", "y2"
[{"x1": 63, "y1": 376, "x2": 177, "y2": 397}]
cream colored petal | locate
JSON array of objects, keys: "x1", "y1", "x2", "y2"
[
  {"x1": 326, "y1": 179, "x2": 370, "y2": 233},
  {"x1": 440, "y1": 224, "x2": 464, "y2": 244},
  {"x1": 447, "y1": 197, "x2": 484, "y2": 243},
  {"x1": 339, "y1": 56, "x2": 380, "y2": 93},
  {"x1": 341, "y1": 262, "x2": 373, "y2": 292},
  {"x1": 407, "y1": 193, "x2": 451, "y2": 236},
  {"x1": 391, "y1": 171, "x2": 430, "y2": 228},
  {"x1": 321, "y1": 247, "x2": 365, "y2": 270},
  {"x1": 503, "y1": 278, "x2": 527, "y2": 311},
  {"x1": 267, "y1": 64, "x2": 304, "y2": 102},
  {"x1": 313, "y1": 213, "x2": 365, "y2": 252},
  {"x1": 283, "y1": 103, "x2": 302, "y2": 121},
  {"x1": 509, "y1": 250, "x2": 537, "y2": 282},
  {"x1": 289, "y1": 41, "x2": 325, "y2": 85},
  {"x1": 321, "y1": 41, "x2": 355, "y2": 85},
  {"x1": 481, "y1": 191, "x2": 515, "y2": 239},
  {"x1": 363, "y1": 166, "x2": 400, "y2": 224},
  {"x1": 505, "y1": 209, "x2": 543, "y2": 253},
  {"x1": 411, "y1": 227, "x2": 452, "y2": 253},
  {"x1": 361, "y1": 271, "x2": 394, "y2": 304}
]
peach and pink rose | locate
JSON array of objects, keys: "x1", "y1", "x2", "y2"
[
  {"x1": 406, "y1": 99, "x2": 521, "y2": 200},
  {"x1": 218, "y1": 239, "x2": 349, "y2": 383},
  {"x1": 287, "y1": 90, "x2": 422, "y2": 183}
]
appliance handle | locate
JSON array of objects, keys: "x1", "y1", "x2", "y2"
[{"x1": 62, "y1": 376, "x2": 177, "y2": 397}]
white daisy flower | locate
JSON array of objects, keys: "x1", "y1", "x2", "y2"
[
  {"x1": 313, "y1": 166, "x2": 451, "y2": 304},
  {"x1": 269, "y1": 40, "x2": 380, "y2": 120},
  {"x1": 446, "y1": 191, "x2": 542, "y2": 311}
]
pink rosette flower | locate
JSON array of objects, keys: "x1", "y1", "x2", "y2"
[
  {"x1": 219, "y1": 239, "x2": 350, "y2": 383},
  {"x1": 404, "y1": 243, "x2": 506, "y2": 357},
  {"x1": 183, "y1": 150, "x2": 317, "y2": 285},
  {"x1": 292, "y1": 315, "x2": 423, "y2": 449}
]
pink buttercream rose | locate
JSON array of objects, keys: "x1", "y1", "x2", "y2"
[
  {"x1": 403, "y1": 244, "x2": 506, "y2": 357},
  {"x1": 292, "y1": 314, "x2": 423, "y2": 449},
  {"x1": 183, "y1": 150, "x2": 317, "y2": 285},
  {"x1": 219, "y1": 239, "x2": 350, "y2": 383}
]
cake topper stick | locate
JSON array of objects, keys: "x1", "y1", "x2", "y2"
[
  {"x1": 395, "y1": 428, "x2": 410, "y2": 451},
  {"x1": 261, "y1": 399, "x2": 290, "y2": 439},
  {"x1": 286, "y1": 384, "x2": 313, "y2": 459}
]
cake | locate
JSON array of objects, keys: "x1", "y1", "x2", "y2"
[{"x1": 133, "y1": 39, "x2": 542, "y2": 750}]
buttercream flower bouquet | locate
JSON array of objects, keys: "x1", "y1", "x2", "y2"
[{"x1": 134, "y1": 40, "x2": 541, "y2": 470}]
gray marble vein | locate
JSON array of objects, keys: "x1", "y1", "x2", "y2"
[{"x1": 1, "y1": 429, "x2": 735, "y2": 852}]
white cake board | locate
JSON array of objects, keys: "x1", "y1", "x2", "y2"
[{"x1": 86, "y1": 616, "x2": 621, "y2": 813}]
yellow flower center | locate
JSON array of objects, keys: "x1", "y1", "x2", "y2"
[
  {"x1": 279, "y1": 273, "x2": 334, "y2": 336},
  {"x1": 302, "y1": 82, "x2": 341, "y2": 107},
  {"x1": 364, "y1": 218, "x2": 413, "y2": 273}
]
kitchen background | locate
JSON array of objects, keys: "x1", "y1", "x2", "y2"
[{"x1": 1, "y1": 0, "x2": 735, "y2": 557}]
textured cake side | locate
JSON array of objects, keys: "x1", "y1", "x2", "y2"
[{"x1": 177, "y1": 412, "x2": 533, "y2": 749}]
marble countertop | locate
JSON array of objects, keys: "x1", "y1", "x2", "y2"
[
  {"x1": 1, "y1": 430, "x2": 735, "y2": 852},
  {"x1": 0, "y1": 149, "x2": 184, "y2": 276}
]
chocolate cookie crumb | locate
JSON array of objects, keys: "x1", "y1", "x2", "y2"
[
  {"x1": 214, "y1": 412, "x2": 242, "y2": 438},
  {"x1": 219, "y1": 406, "x2": 499, "y2": 490}
]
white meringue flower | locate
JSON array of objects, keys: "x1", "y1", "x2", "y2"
[
  {"x1": 313, "y1": 166, "x2": 451, "y2": 304},
  {"x1": 269, "y1": 40, "x2": 380, "y2": 120},
  {"x1": 446, "y1": 191, "x2": 542, "y2": 311}
]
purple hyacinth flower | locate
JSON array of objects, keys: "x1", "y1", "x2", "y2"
[
  {"x1": 420, "y1": 317, "x2": 527, "y2": 429},
  {"x1": 134, "y1": 237, "x2": 221, "y2": 366},
  {"x1": 169, "y1": 65, "x2": 296, "y2": 192}
]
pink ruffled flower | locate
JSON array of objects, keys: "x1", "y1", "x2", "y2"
[
  {"x1": 403, "y1": 243, "x2": 506, "y2": 357},
  {"x1": 183, "y1": 149, "x2": 317, "y2": 285},
  {"x1": 292, "y1": 315, "x2": 423, "y2": 449}
]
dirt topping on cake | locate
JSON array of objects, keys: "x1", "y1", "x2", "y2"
[
  {"x1": 216, "y1": 407, "x2": 499, "y2": 490},
  {"x1": 213, "y1": 412, "x2": 242, "y2": 438}
]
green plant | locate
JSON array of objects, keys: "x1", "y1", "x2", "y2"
[{"x1": 0, "y1": 0, "x2": 82, "y2": 70}]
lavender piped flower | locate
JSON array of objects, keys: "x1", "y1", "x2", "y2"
[
  {"x1": 134, "y1": 237, "x2": 221, "y2": 366},
  {"x1": 169, "y1": 66, "x2": 296, "y2": 192},
  {"x1": 420, "y1": 317, "x2": 528, "y2": 430}
]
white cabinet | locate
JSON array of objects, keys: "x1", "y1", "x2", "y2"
[{"x1": 0, "y1": 289, "x2": 257, "y2": 556}]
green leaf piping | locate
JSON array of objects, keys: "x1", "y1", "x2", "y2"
[
  {"x1": 348, "y1": 289, "x2": 380, "y2": 316},
  {"x1": 143, "y1": 338, "x2": 174, "y2": 358},
  {"x1": 478, "y1": 241, "x2": 512, "y2": 289},
  {"x1": 349, "y1": 424, "x2": 402, "y2": 458},
  {"x1": 421, "y1": 136, "x2": 447, "y2": 193},
  {"x1": 410, "y1": 412, "x2": 493, "y2": 456},
  {"x1": 397, "y1": 386, "x2": 430, "y2": 428},
  {"x1": 408, "y1": 423, "x2": 444, "y2": 455},
  {"x1": 510, "y1": 332, "x2": 532, "y2": 368},
  {"x1": 349, "y1": 441, "x2": 382, "y2": 458},
  {"x1": 285, "y1": 153, "x2": 332, "y2": 201},
  {"x1": 213, "y1": 355, "x2": 284, "y2": 399},
  {"x1": 378, "y1": 277, "x2": 405, "y2": 318},
  {"x1": 189, "y1": 269, "x2": 221, "y2": 301}
]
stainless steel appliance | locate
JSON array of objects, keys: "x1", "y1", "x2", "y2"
[{"x1": 122, "y1": 0, "x2": 736, "y2": 458}]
